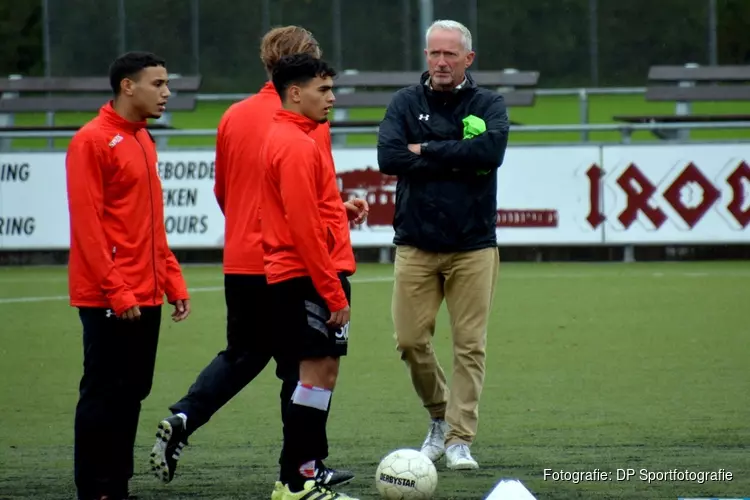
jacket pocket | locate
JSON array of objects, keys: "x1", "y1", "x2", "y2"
[{"x1": 326, "y1": 226, "x2": 336, "y2": 253}]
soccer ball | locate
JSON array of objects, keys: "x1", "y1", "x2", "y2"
[{"x1": 375, "y1": 448, "x2": 438, "y2": 499}]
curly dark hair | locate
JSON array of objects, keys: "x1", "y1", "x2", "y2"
[{"x1": 271, "y1": 53, "x2": 337, "y2": 99}]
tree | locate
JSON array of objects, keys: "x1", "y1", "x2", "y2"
[{"x1": 0, "y1": 1, "x2": 42, "y2": 76}]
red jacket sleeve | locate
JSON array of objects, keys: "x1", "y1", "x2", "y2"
[
  {"x1": 276, "y1": 141, "x2": 348, "y2": 312},
  {"x1": 65, "y1": 136, "x2": 137, "y2": 316},
  {"x1": 213, "y1": 120, "x2": 227, "y2": 214},
  {"x1": 164, "y1": 249, "x2": 189, "y2": 303}
]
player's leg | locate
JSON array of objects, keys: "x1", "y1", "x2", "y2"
[
  {"x1": 270, "y1": 349, "x2": 301, "y2": 499},
  {"x1": 275, "y1": 275, "x2": 359, "y2": 499},
  {"x1": 151, "y1": 274, "x2": 274, "y2": 482},
  {"x1": 312, "y1": 276, "x2": 353, "y2": 488},
  {"x1": 119, "y1": 306, "x2": 162, "y2": 490},
  {"x1": 74, "y1": 306, "x2": 160, "y2": 500},
  {"x1": 391, "y1": 245, "x2": 449, "y2": 461},
  {"x1": 274, "y1": 350, "x2": 299, "y2": 426},
  {"x1": 280, "y1": 357, "x2": 340, "y2": 488},
  {"x1": 270, "y1": 307, "x2": 353, "y2": 498},
  {"x1": 166, "y1": 274, "x2": 274, "y2": 427},
  {"x1": 274, "y1": 350, "x2": 299, "y2": 450},
  {"x1": 442, "y1": 246, "x2": 500, "y2": 470},
  {"x1": 74, "y1": 307, "x2": 125, "y2": 500}
]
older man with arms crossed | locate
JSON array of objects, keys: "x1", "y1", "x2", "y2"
[{"x1": 376, "y1": 20, "x2": 509, "y2": 470}]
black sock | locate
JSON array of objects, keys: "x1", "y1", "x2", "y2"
[{"x1": 279, "y1": 383, "x2": 332, "y2": 492}]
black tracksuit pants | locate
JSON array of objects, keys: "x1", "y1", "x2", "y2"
[
  {"x1": 169, "y1": 274, "x2": 299, "y2": 453},
  {"x1": 74, "y1": 306, "x2": 162, "y2": 500}
]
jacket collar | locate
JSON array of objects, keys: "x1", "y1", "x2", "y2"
[
  {"x1": 420, "y1": 70, "x2": 476, "y2": 97},
  {"x1": 260, "y1": 81, "x2": 277, "y2": 95},
  {"x1": 99, "y1": 101, "x2": 147, "y2": 134},
  {"x1": 273, "y1": 108, "x2": 320, "y2": 135}
]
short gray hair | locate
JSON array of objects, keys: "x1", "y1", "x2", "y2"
[{"x1": 425, "y1": 20, "x2": 473, "y2": 52}]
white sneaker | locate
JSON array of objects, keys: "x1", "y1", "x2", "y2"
[
  {"x1": 420, "y1": 419, "x2": 449, "y2": 462},
  {"x1": 446, "y1": 444, "x2": 479, "y2": 470}
]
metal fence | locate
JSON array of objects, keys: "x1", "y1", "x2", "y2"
[
  {"x1": 38, "y1": 0, "x2": 723, "y2": 92},
  {"x1": 4, "y1": 120, "x2": 750, "y2": 147}
]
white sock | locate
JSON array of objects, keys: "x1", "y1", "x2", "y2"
[
  {"x1": 176, "y1": 412, "x2": 188, "y2": 430},
  {"x1": 299, "y1": 459, "x2": 317, "y2": 479},
  {"x1": 291, "y1": 383, "x2": 332, "y2": 411}
]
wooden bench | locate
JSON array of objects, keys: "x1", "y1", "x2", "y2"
[
  {"x1": 0, "y1": 95, "x2": 198, "y2": 114},
  {"x1": 328, "y1": 70, "x2": 539, "y2": 131},
  {"x1": 612, "y1": 65, "x2": 750, "y2": 140},
  {"x1": 0, "y1": 75, "x2": 202, "y2": 148},
  {"x1": 0, "y1": 75, "x2": 201, "y2": 92},
  {"x1": 0, "y1": 75, "x2": 201, "y2": 115}
]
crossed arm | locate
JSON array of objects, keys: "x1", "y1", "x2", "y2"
[{"x1": 377, "y1": 91, "x2": 510, "y2": 177}]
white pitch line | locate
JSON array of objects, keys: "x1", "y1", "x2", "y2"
[
  {"x1": 1, "y1": 269, "x2": 749, "y2": 285},
  {"x1": 0, "y1": 276, "x2": 395, "y2": 305},
  {"x1": 0, "y1": 294, "x2": 69, "y2": 304},
  {"x1": 0, "y1": 275, "x2": 231, "y2": 284},
  {"x1": 0, "y1": 270, "x2": 747, "y2": 305}
]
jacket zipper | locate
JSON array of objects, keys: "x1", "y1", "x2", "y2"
[{"x1": 136, "y1": 136, "x2": 158, "y2": 304}]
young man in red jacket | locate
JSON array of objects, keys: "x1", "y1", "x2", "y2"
[
  {"x1": 262, "y1": 53, "x2": 357, "y2": 500},
  {"x1": 151, "y1": 26, "x2": 366, "y2": 490},
  {"x1": 65, "y1": 51, "x2": 190, "y2": 500}
]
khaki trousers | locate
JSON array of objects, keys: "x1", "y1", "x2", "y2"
[{"x1": 392, "y1": 245, "x2": 499, "y2": 447}]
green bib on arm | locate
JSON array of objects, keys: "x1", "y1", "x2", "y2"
[{"x1": 462, "y1": 115, "x2": 491, "y2": 175}]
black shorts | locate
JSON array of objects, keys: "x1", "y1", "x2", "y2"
[{"x1": 269, "y1": 273, "x2": 351, "y2": 360}]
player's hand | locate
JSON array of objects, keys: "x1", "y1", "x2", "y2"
[
  {"x1": 408, "y1": 143, "x2": 422, "y2": 155},
  {"x1": 327, "y1": 305, "x2": 350, "y2": 328},
  {"x1": 344, "y1": 198, "x2": 369, "y2": 224},
  {"x1": 120, "y1": 305, "x2": 141, "y2": 321},
  {"x1": 171, "y1": 299, "x2": 191, "y2": 322}
]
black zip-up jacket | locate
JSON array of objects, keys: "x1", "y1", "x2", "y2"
[{"x1": 376, "y1": 71, "x2": 509, "y2": 252}]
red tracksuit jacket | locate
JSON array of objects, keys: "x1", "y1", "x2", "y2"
[
  {"x1": 65, "y1": 102, "x2": 189, "y2": 315},
  {"x1": 260, "y1": 109, "x2": 352, "y2": 312},
  {"x1": 214, "y1": 81, "x2": 355, "y2": 276}
]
